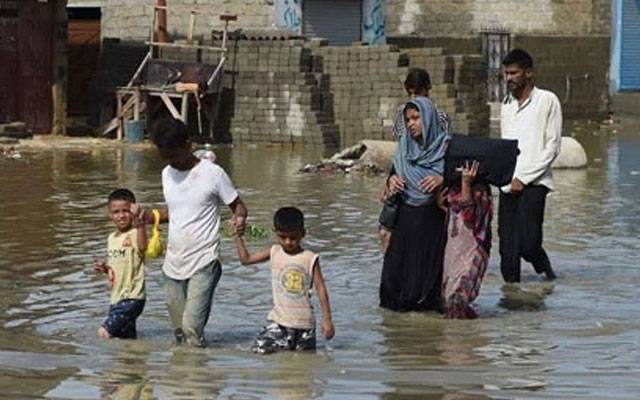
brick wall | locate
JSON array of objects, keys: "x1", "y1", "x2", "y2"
[
  {"x1": 100, "y1": 0, "x2": 273, "y2": 41},
  {"x1": 387, "y1": 0, "x2": 612, "y2": 37}
]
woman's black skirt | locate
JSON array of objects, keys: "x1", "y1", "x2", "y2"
[{"x1": 380, "y1": 202, "x2": 446, "y2": 312}]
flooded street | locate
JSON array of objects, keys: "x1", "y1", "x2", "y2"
[{"x1": 1, "y1": 124, "x2": 639, "y2": 399}]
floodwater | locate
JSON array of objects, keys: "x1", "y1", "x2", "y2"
[{"x1": 1, "y1": 123, "x2": 639, "y2": 399}]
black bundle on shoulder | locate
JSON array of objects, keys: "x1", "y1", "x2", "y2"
[{"x1": 444, "y1": 134, "x2": 520, "y2": 187}]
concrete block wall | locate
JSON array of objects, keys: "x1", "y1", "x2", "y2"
[
  {"x1": 313, "y1": 44, "x2": 489, "y2": 146},
  {"x1": 184, "y1": 39, "x2": 341, "y2": 146},
  {"x1": 405, "y1": 48, "x2": 489, "y2": 136},
  {"x1": 313, "y1": 45, "x2": 408, "y2": 145},
  {"x1": 164, "y1": 39, "x2": 490, "y2": 147},
  {"x1": 100, "y1": 0, "x2": 273, "y2": 41},
  {"x1": 386, "y1": 0, "x2": 611, "y2": 37}
]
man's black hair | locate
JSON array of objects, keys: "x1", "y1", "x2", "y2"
[
  {"x1": 149, "y1": 116, "x2": 189, "y2": 151},
  {"x1": 273, "y1": 207, "x2": 304, "y2": 233},
  {"x1": 502, "y1": 49, "x2": 534, "y2": 69},
  {"x1": 404, "y1": 68, "x2": 432, "y2": 93},
  {"x1": 108, "y1": 188, "x2": 136, "y2": 203}
]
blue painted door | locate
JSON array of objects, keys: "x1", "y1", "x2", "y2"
[{"x1": 619, "y1": 0, "x2": 640, "y2": 90}]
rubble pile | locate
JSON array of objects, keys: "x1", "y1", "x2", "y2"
[{"x1": 300, "y1": 140, "x2": 396, "y2": 174}]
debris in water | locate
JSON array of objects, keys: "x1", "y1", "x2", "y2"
[
  {"x1": 1, "y1": 145, "x2": 22, "y2": 160},
  {"x1": 300, "y1": 140, "x2": 394, "y2": 175},
  {"x1": 484, "y1": 379, "x2": 547, "y2": 391},
  {"x1": 498, "y1": 282, "x2": 554, "y2": 311}
]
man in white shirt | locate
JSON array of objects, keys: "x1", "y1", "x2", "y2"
[
  {"x1": 499, "y1": 49, "x2": 562, "y2": 283},
  {"x1": 149, "y1": 117, "x2": 247, "y2": 347}
]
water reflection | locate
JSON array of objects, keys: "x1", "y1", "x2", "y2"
[{"x1": 96, "y1": 342, "x2": 153, "y2": 399}]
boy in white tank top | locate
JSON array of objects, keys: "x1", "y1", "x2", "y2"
[{"x1": 233, "y1": 207, "x2": 335, "y2": 354}]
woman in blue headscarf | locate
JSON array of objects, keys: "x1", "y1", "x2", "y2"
[{"x1": 379, "y1": 96, "x2": 448, "y2": 312}]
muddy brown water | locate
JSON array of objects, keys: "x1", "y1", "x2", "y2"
[{"x1": 1, "y1": 125, "x2": 639, "y2": 399}]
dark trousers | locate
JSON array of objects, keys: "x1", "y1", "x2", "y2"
[{"x1": 498, "y1": 186, "x2": 552, "y2": 283}]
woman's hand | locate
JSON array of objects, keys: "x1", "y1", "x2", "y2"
[
  {"x1": 419, "y1": 175, "x2": 443, "y2": 193},
  {"x1": 387, "y1": 175, "x2": 405, "y2": 194}
]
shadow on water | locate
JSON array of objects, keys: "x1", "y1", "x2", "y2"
[{"x1": 1, "y1": 121, "x2": 640, "y2": 398}]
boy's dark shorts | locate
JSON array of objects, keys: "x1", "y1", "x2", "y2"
[
  {"x1": 252, "y1": 321, "x2": 316, "y2": 354},
  {"x1": 102, "y1": 298, "x2": 145, "y2": 339}
]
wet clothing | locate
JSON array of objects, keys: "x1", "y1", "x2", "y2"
[
  {"x1": 163, "y1": 259, "x2": 222, "y2": 347},
  {"x1": 380, "y1": 97, "x2": 448, "y2": 312},
  {"x1": 162, "y1": 160, "x2": 238, "y2": 280},
  {"x1": 499, "y1": 87, "x2": 561, "y2": 282},
  {"x1": 268, "y1": 245, "x2": 318, "y2": 330},
  {"x1": 102, "y1": 298, "x2": 145, "y2": 339},
  {"x1": 500, "y1": 87, "x2": 562, "y2": 193},
  {"x1": 252, "y1": 322, "x2": 316, "y2": 354},
  {"x1": 499, "y1": 186, "x2": 552, "y2": 283},
  {"x1": 380, "y1": 202, "x2": 446, "y2": 312},
  {"x1": 161, "y1": 158, "x2": 238, "y2": 347},
  {"x1": 442, "y1": 185, "x2": 493, "y2": 318},
  {"x1": 107, "y1": 228, "x2": 145, "y2": 305}
]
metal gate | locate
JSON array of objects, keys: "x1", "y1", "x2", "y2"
[
  {"x1": 620, "y1": 0, "x2": 640, "y2": 90},
  {"x1": 481, "y1": 28, "x2": 510, "y2": 102},
  {"x1": 303, "y1": 0, "x2": 362, "y2": 45}
]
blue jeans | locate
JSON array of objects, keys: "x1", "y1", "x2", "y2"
[
  {"x1": 102, "y1": 298, "x2": 145, "y2": 339},
  {"x1": 163, "y1": 259, "x2": 222, "y2": 347}
]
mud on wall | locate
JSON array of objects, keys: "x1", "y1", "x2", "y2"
[
  {"x1": 386, "y1": 0, "x2": 612, "y2": 37},
  {"x1": 100, "y1": 0, "x2": 273, "y2": 41}
]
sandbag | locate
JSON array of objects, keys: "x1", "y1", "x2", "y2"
[{"x1": 445, "y1": 134, "x2": 519, "y2": 187}]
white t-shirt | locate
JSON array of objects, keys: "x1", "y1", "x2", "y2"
[
  {"x1": 500, "y1": 87, "x2": 562, "y2": 193},
  {"x1": 162, "y1": 160, "x2": 238, "y2": 279}
]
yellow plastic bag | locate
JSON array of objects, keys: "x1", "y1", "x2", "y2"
[{"x1": 145, "y1": 209, "x2": 164, "y2": 259}]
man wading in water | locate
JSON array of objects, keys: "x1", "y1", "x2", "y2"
[{"x1": 498, "y1": 49, "x2": 562, "y2": 283}]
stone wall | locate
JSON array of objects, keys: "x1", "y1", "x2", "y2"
[
  {"x1": 387, "y1": 0, "x2": 612, "y2": 37},
  {"x1": 100, "y1": 0, "x2": 273, "y2": 41}
]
